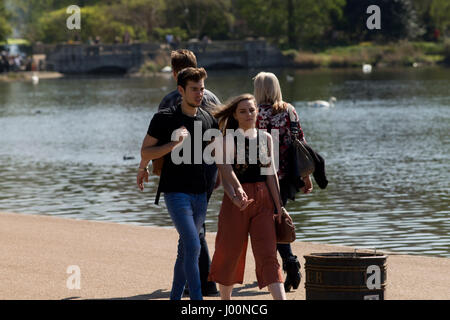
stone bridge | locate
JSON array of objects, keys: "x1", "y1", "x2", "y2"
[{"x1": 43, "y1": 40, "x2": 286, "y2": 74}]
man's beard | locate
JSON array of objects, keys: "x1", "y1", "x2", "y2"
[{"x1": 186, "y1": 99, "x2": 201, "y2": 109}]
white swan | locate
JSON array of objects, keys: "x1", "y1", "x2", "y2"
[
  {"x1": 362, "y1": 63, "x2": 372, "y2": 74},
  {"x1": 31, "y1": 72, "x2": 39, "y2": 85},
  {"x1": 161, "y1": 65, "x2": 172, "y2": 73},
  {"x1": 308, "y1": 97, "x2": 337, "y2": 108}
]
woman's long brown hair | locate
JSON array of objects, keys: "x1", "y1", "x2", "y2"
[{"x1": 213, "y1": 94, "x2": 256, "y2": 134}]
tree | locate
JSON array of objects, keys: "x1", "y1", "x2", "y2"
[
  {"x1": 381, "y1": 0, "x2": 424, "y2": 40},
  {"x1": 339, "y1": 0, "x2": 424, "y2": 43},
  {"x1": 36, "y1": 5, "x2": 136, "y2": 43},
  {"x1": 0, "y1": 0, "x2": 12, "y2": 42},
  {"x1": 6, "y1": 0, "x2": 110, "y2": 42},
  {"x1": 234, "y1": 0, "x2": 345, "y2": 49},
  {"x1": 430, "y1": 0, "x2": 450, "y2": 36},
  {"x1": 165, "y1": 0, "x2": 233, "y2": 40},
  {"x1": 107, "y1": 0, "x2": 166, "y2": 41},
  {"x1": 411, "y1": 0, "x2": 435, "y2": 40}
]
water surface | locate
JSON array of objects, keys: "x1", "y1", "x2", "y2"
[{"x1": 0, "y1": 67, "x2": 449, "y2": 257}]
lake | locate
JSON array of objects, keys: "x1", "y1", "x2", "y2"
[{"x1": 0, "y1": 67, "x2": 449, "y2": 257}]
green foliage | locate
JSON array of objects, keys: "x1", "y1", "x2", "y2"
[
  {"x1": 234, "y1": 0, "x2": 346, "y2": 49},
  {"x1": 0, "y1": 0, "x2": 12, "y2": 42},
  {"x1": 444, "y1": 38, "x2": 450, "y2": 65},
  {"x1": 338, "y1": 0, "x2": 424, "y2": 43},
  {"x1": 6, "y1": 0, "x2": 72, "y2": 42},
  {"x1": 3, "y1": 0, "x2": 450, "y2": 51},
  {"x1": 430, "y1": 0, "x2": 450, "y2": 34},
  {"x1": 153, "y1": 27, "x2": 188, "y2": 42},
  {"x1": 36, "y1": 6, "x2": 134, "y2": 44},
  {"x1": 163, "y1": 0, "x2": 233, "y2": 40},
  {"x1": 105, "y1": 0, "x2": 166, "y2": 42},
  {"x1": 286, "y1": 41, "x2": 447, "y2": 68}
]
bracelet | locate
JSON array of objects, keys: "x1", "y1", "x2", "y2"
[{"x1": 138, "y1": 167, "x2": 148, "y2": 172}]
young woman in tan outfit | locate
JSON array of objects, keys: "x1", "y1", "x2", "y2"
[{"x1": 208, "y1": 94, "x2": 290, "y2": 300}]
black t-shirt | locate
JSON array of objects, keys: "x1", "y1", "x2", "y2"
[
  {"x1": 147, "y1": 104, "x2": 219, "y2": 194},
  {"x1": 232, "y1": 132, "x2": 271, "y2": 184}
]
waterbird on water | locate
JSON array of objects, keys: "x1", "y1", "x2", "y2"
[
  {"x1": 362, "y1": 64, "x2": 372, "y2": 74},
  {"x1": 307, "y1": 97, "x2": 337, "y2": 108},
  {"x1": 161, "y1": 66, "x2": 172, "y2": 73},
  {"x1": 31, "y1": 72, "x2": 39, "y2": 85}
]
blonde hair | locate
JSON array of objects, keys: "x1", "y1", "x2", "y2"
[
  {"x1": 213, "y1": 94, "x2": 256, "y2": 133},
  {"x1": 253, "y1": 72, "x2": 286, "y2": 113}
]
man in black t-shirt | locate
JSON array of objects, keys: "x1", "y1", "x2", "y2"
[
  {"x1": 155, "y1": 50, "x2": 220, "y2": 297},
  {"x1": 157, "y1": 49, "x2": 221, "y2": 200},
  {"x1": 137, "y1": 68, "x2": 218, "y2": 300}
]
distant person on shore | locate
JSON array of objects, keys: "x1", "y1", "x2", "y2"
[
  {"x1": 137, "y1": 67, "x2": 218, "y2": 300},
  {"x1": 253, "y1": 72, "x2": 313, "y2": 292},
  {"x1": 0, "y1": 51, "x2": 9, "y2": 73},
  {"x1": 434, "y1": 29, "x2": 440, "y2": 42},
  {"x1": 123, "y1": 31, "x2": 131, "y2": 44},
  {"x1": 152, "y1": 49, "x2": 220, "y2": 296},
  {"x1": 166, "y1": 34, "x2": 174, "y2": 49},
  {"x1": 208, "y1": 94, "x2": 287, "y2": 300},
  {"x1": 201, "y1": 35, "x2": 210, "y2": 52}
]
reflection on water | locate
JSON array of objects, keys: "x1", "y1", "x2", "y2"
[{"x1": 0, "y1": 68, "x2": 449, "y2": 257}]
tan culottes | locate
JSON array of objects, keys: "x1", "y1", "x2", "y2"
[{"x1": 209, "y1": 182, "x2": 283, "y2": 289}]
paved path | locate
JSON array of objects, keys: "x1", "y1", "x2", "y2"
[{"x1": 1, "y1": 212, "x2": 448, "y2": 300}]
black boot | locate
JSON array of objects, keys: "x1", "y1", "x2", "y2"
[
  {"x1": 283, "y1": 255, "x2": 301, "y2": 292},
  {"x1": 199, "y1": 224, "x2": 218, "y2": 296}
]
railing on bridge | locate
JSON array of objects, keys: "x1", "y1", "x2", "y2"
[
  {"x1": 183, "y1": 39, "x2": 269, "y2": 53},
  {"x1": 42, "y1": 40, "x2": 285, "y2": 73}
]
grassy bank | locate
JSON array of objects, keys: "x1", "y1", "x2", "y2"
[
  {"x1": 284, "y1": 41, "x2": 449, "y2": 68},
  {"x1": 136, "y1": 52, "x2": 171, "y2": 76}
]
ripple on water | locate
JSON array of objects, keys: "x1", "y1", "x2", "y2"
[{"x1": 0, "y1": 71, "x2": 449, "y2": 257}]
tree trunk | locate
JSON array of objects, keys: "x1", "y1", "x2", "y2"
[{"x1": 287, "y1": 0, "x2": 296, "y2": 48}]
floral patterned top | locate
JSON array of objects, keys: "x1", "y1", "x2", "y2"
[{"x1": 256, "y1": 103, "x2": 305, "y2": 180}]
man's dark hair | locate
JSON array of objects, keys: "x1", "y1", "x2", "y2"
[
  {"x1": 171, "y1": 49, "x2": 197, "y2": 74},
  {"x1": 177, "y1": 67, "x2": 207, "y2": 89}
]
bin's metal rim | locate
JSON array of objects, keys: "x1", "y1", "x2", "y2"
[
  {"x1": 304, "y1": 252, "x2": 388, "y2": 259},
  {"x1": 305, "y1": 264, "x2": 387, "y2": 273}
]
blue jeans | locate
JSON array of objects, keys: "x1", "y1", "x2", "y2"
[{"x1": 164, "y1": 192, "x2": 207, "y2": 300}]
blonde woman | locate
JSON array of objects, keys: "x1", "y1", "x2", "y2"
[
  {"x1": 253, "y1": 71, "x2": 313, "y2": 292},
  {"x1": 208, "y1": 94, "x2": 288, "y2": 300}
]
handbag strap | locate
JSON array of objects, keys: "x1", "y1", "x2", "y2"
[{"x1": 285, "y1": 103, "x2": 301, "y2": 140}]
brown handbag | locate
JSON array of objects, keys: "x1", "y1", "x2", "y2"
[{"x1": 275, "y1": 209, "x2": 296, "y2": 244}]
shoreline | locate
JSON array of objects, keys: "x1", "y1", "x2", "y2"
[
  {"x1": 0, "y1": 64, "x2": 447, "y2": 82},
  {"x1": 0, "y1": 71, "x2": 64, "y2": 82},
  {"x1": 1, "y1": 211, "x2": 449, "y2": 300}
]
